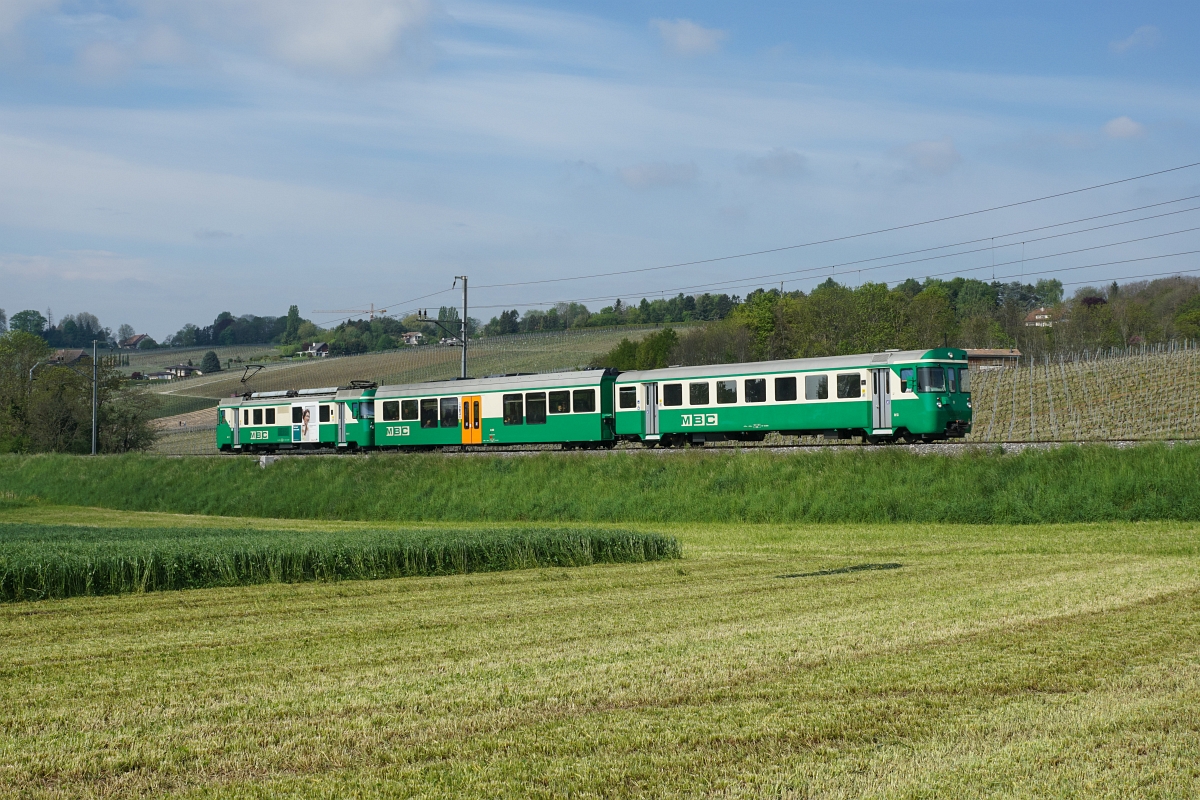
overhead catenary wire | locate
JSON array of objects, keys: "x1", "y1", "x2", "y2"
[
  {"x1": 323, "y1": 163, "x2": 1200, "y2": 325},
  {"x1": 455, "y1": 224, "x2": 1200, "y2": 312},
  {"x1": 469, "y1": 161, "x2": 1200, "y2": 290}
]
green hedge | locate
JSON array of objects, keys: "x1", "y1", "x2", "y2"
[{"x1": 0, "y1": 444, "x2": 1198, "y2": 523}]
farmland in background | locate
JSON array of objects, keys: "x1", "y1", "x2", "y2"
[{"x1": 125, "y1": 345, "x2": 284, "y2": 375}]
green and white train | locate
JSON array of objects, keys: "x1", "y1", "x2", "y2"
[{"x1": 216, "y1": 348, "x2": 971, "y2": 452}]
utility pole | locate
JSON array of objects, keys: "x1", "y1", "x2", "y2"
[
  {"x1": 454, "y1": 275, "x2": 468, "y2": 379},
  {"x1": 418, "y1": 275, "x2": 470, "y2": 379},
  {"x1": 91, "y1": 339, "x2": 98, "y2": 455}
]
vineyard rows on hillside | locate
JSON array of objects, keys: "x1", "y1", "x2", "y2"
[{"x1": 967, "y1": 343, "x2": 1200, "y2": 443}]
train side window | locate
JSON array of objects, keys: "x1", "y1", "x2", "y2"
[
  {"x1": 266, "y1": 408, "x2": 276, "y2": 424},
  {"x1": 420, "y1": 399, "x2": 438, "y2": 428},
  {"x1": 836, "y1": 373, "x2": 862, "y2": 399},
  {"x1": 319, "y1": 405, "x2": 331, "y2": 423},
  {"x1": 360, "y1": 401, "x2": 375, "y2": 419},
  {"x1": 689, "y1": 382, "x2": 710, "y2": 405},
  {"x1": 573, "y1": 389, "x2": 596, "y2": 413},
  {"x1": 253, "y1": 408, "x2": 263, "y2": 425},
  {"x1": 618, "y1": 386, "x2": 637, "y2": 409},
  {"x1": 948, "y1": 369, "x2": 957, "y2": 393},
  {"x1": 292, "y1": 407, "x2": 302, "y2": 423},
  {"x1": 775, "y1": 376, "x2": 797, "y2": 402},
  {"x1": 440, "y1": 397, "x2": 459, "y2": 428},
  {"x1": 549, "y1": 390, "x2": 570, "y2": 414},
  {"x1": 745, "y1": 378, "x2": 766, "y2": 403},
  {"x1": 663, "y1": 383, "x2": 683, "y2": 406},
  {"x1": 503, "y1": 394, "x2": 524, "y2": 425},
  {"x1": 716, "y1": 380, "x2": 737, "y2": 404},
  {"x1": 899, "y1": 368, "x2": 914, "y2": 393},
  {"x1": 243, "y1": 410, "x2": 249, "y2": 425},
  {"x1": 401, "y1": 399, "x2": 418, "y2": 420},
  {"x1": 804, "y1": 374, "x2": 828, "y2": 400},
  {"x1": 917, "y1": 366, "x2": 945, "y2": 392},
  {"x1": 382, "y1": 400, "x2": 400, "y2": 421},
  {"x1": 526, "y1": 392, "x2": 547, "y2": 424},
  {"x1": 959, "y1": 368, "x2": 971, "y2": 392}
]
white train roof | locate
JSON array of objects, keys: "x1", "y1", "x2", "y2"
[
  {"x1": 615, "y1": 349, "x2": 965, "y2": 383},
  {"x1": 376, "y1": 369, "x2": 611, "y2": 398}
]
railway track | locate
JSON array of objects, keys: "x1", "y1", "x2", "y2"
[{"x1": 217, "y1": 437, "x2": 1198, "y2": 463}]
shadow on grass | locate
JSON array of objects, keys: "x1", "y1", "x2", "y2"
[{"x1": 777, "y1": 562, "x2": 902, "y2": 579}]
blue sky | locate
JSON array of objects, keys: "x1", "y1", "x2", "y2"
[{"x1": 2, "y1": 0, "x2": 1199, "y2": 338}]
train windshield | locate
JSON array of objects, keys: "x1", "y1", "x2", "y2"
[{"x1": 916, "y1": 366, "x2": 945, "y2": 392}]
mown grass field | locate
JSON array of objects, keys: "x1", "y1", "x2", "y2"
[{"x1": 0, "y1": 503, "x2": 1197, "y2": 798}]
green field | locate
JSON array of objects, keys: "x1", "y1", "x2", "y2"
[
  {"x1": 1, "y1": 502, "x2": 1197, "y2": 797},
  {"x1": 0, "y1": 518, "x2": 678, "y2": 602},
  {"x1": 3, "y1": 444, "x2": 1199, "y2": 524}
]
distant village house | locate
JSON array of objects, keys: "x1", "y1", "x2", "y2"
[
  {"x1": 401, "y1": 332, "x2": 422, "y2": 346},
  {"x1": 1024, "y1": 307, "x2": 1057, "y2": 327},
  {"x1": 304, "y1": 342, "x2": 329, "y2": 357}
]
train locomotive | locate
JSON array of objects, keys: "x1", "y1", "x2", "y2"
[{"x1": 216, "y1": 348, "x2": 972, "y2": 452}]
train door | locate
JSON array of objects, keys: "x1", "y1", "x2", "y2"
[
  {"x1": 643, "y1": 383, "x2": 659, "y2": 438},
  {"x1": 871, "y1": 368, "x2": 892, "y2": 433},
  {"x1": 461, "y1": 395, "x2": 482, "y2": 444},
  {"x1": 232, "y1": 406, "x2": 241, "y2": 449},
  {"x1": 337, "y1": 402, "x2": 347, "y2": 447}
]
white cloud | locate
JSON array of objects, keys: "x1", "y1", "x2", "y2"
[
  {"x1": 895, "y1": 138, "x2": 961, "y2": 175},
  {"x1": 0, "y1": 250, "x2": 150, "y2": 283},
  {"x1": 0, "y1": 0, "x2": 57, "y2": 37},
  {"x1": 650, "y1": 18, "x2": 726, "y2": 57},
  {"x1": 618, "y1": 161, "x2": 698, "y2": 189},
  {"x1": 1103, "y1": 115, "x2": 1146, "y2": 139},
  {"x1": 1110, "y1": 25, "x2": 1161, "y2": 54},
  {"x1": 77, "y1": 41, "x2": 130, "y2": 81},
  {"x1": 154, "y1": 0, "x2": 433, "y2": 75},
  {"x1": 740, "y1": 148, "x2": 807, "y2": 179}
]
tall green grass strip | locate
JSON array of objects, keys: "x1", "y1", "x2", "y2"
[
  {"x1": 1, "y1": 444, "x2": 1198, "y2": 523},
  {"x1": 0, "y1": 523, "x2": 681, "y2": 602}
]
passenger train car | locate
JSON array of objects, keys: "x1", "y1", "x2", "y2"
[{"x1": 216, "y1": 348, "x2": 971, "y2": 452}]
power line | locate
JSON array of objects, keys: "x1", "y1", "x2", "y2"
[
  {"x1": 322, "y1": 162, "x2": 1200, "y2": 325},
  {"x1": 470, "y1": 160, "x2": 1200, "y2": 291},
  {"x1": 1060, "y1": 266, "x2": 1200, "y2": 288},
  {"x1": 456, "y1": 223, "x2": 1200, "y2": 312}
]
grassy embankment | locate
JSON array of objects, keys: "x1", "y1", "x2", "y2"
[
  {"x1": 0, "y1": 516, "x2": 678, "y2": 602},
  {"x1": 1, "y1": 503, "x2": 1198, "y2": 797},
  {"x1": 2, "y1": 443, "x2": 1199, "y2": 523}
]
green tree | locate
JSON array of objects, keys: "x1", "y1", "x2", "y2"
[
  {"x1": 284, "y1": 305, "x2": 301, "y2": 344},
  {"x1": 199, "y1": 351, "x2": 222, "y2": 373},
  {"x1": 906, "y1": 287, "x2": 956, "y2": 348},
  {"x1": 10, "y1": 310, "x2": 47, "y2": 335}
]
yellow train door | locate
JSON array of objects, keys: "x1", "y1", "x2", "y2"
[{"x1": 462, "y1": 395, "x2": 482, "y2": 444}]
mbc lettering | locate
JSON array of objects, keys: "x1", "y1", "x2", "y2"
[{"x1": 680, "y1": 414, "x2": 718, "y2": 427}]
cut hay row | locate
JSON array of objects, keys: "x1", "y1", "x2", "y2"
[{"x1": 0, "y1": 523, "x2": 681, "y2": 602}]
